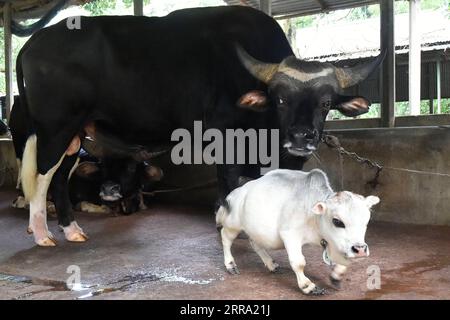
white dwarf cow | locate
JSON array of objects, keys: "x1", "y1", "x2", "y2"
[{"x1": 216, "y1": 169, "x2": 380, "y2": 295}]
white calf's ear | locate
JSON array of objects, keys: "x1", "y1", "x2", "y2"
[
  {"x1": 365, "y1": 196, "x2": 380, "y2": 208},
  {"x1": 312, "y1": 202, "x2": 327, "y2": 215}
]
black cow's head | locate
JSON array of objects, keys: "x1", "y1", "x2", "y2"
[{"x1": 237, "y1": 46, "x2": 385, "y2": 157}]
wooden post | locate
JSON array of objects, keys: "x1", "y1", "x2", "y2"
[
  {"x1": 380, "y1": 0, "x2": 395, "y2": 127},
  {"x1": 409, "y1": 0, "x2": 421, "y2": 115},
  {"x1": 3, "y1": 2, "x2": 13, "y2": 121},
  {"x1": 133, "y1": 0, "x2": 144, "y2": 16},
  {"x1": 260, "y1": 0, "x2": 272, "y2": 16}
]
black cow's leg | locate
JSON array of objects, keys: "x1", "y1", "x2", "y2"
[
  {"x1": 216, "y1": 164, "x2": 243, "y2": 208},
  {"x1": 49, "y1": 154, "x2": 88, "y2": 242}
]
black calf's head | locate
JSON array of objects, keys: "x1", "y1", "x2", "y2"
[
  {"x1": 237, "y1": 46, "x2": 385, "y2": 157},
  {"x1": 75, "y1": 159, "x2": 163, "y2": 214}
]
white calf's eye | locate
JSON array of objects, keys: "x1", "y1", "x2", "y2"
[{"x1": 332, "y1": 218, "x2": 345, "y2": 228}]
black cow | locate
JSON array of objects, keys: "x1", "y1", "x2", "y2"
[{"x1": 17, "y1": 6, "x2": 383, "y2": 246}]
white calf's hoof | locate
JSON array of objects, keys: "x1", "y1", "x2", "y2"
[
  {"x1": 268, "y1": 262, "x2": 281, "y2": 273},
  {"x1": 63, "y1": 221, "x2": 89, "y2": 242},
  {"x1": 226, "y1": 261, "x2": 240, "y2": 275},
  {"x1": 301, "y1": 283, "x2": 326, "y2": 296}
]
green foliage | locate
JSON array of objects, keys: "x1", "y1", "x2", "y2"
[
  {"x1": 83, "y1": 0, "x2": 116, "y2": 15},
  {"x1": 83, "y1": 0, "x2": 151, "y2": 15}
]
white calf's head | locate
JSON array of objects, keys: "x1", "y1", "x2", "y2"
[{"x1": 313, "y1": 191, "x2": 380, "y2": 266}]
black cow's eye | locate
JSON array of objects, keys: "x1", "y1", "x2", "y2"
[
  {"x1": 278, "y1": 97, "x2": 285, "y2": 105},
  {"x1": 332, "y1": 218, "x2": 345, "y2": 228}
]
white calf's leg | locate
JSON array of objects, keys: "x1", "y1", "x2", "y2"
[
  {"x1": 249, "y1": 239, "x2": 279, "y2": 272},
  {"x1": 221, "y1": 227, "x2": 240, "y2": 275},
  {"x1": 281, "y1": 232, "x2": 325, "y2": 295},
  {"x1": 330, "y1": 264, "x2": 348, "y2": 288},
  {"x1": 29, "y1": 155, "x2": 65, "y2": 246}
]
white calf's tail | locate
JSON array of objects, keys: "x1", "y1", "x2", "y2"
[
  {"x1": 215, "y1": 205, "x2": 228, "y2": 227},
  {"x1": 21, "y1": 135, "x2": 38, "y2": 201}
]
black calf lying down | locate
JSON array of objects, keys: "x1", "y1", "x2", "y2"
[
  {"x1": 69, "y1": 151, "x2": 164, "y2": 214},
  {"x1": 13, "y1": 151, "x2": 164, "y2": 215},
  {"x1": 9, "y1": 96, "x2": 163, "y2": 216}
]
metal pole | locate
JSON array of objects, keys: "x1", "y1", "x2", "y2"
[
  {"x1": 260, "y1": 0, "x2": 272, "y2": 16},
  {"x1": 3, "y1": 2, "x2": 13, "y2": 121},
  {"x1": 133, "y1": 0, "x2": 144, "y2": 16},
  {"x1": 380, "y1": 0, "x2": 395, "y2": 127},
  {"x1": 436, "y1": 60, "x2": 441, "y2": 114},
  {"x1": 409, "y1": 0, "x2": 421, "y2": 115}
]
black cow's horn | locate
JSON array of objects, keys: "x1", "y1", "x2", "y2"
[
  {"x1": 334, "y1": 49, "x2": 387, "y2": 88},
  {"x1": 236, "y1": 44, "x2": 279, "y2": 84}
]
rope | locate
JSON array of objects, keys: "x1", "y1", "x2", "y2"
[{"x1": 140, "y1": 180, "x2": 217, "y2": 197}]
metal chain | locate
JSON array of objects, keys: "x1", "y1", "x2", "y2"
[{"x1": 321, "y1": 134, "x2": 383, "y2": 188}]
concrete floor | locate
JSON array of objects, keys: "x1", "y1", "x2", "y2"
[{"x1": 0, "y1": 188, "x2": 449, "y2": 300}]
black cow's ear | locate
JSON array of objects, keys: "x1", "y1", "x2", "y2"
[
  {"x1": 74, "y1": 161, "x2": 100, "y2": 178},
  {"x1": 237, "y1": 90, "x2": 269, "y2": 112},
  {"x1": 333, "y1": 95, "x2": 371, "y2": 117}
]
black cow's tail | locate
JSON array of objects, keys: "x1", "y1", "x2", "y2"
[{"x1": 16, "y1": 52, "x2": 38, "y2": 200}]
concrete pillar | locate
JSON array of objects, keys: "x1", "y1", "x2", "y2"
[
  {"x1": 380, "y1": 0, "x2": 395, "y2": 127},
  {"x1": 260, "y1": 0, "x2": 272, "y2": 16},
  {"x1": 409, "y1": 0, "x2": 421, "y2": 115},
  {"x1": 133, "y1": 0, "x2": 144, "y2": 16},
  {"x1": 3, "y1": 2, "x2": 13, "y2": 121},
  {"x1": 436, "y1": 60, "x2": 441, "y2": 114}
]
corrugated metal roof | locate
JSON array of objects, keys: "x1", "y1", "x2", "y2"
[{"x1": 224, "y1": 0, "x2": 379, "y2": 18}]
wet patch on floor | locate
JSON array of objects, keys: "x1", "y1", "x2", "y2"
[
  {"x1": 1, "y1": 267, "x2": 222, "y2": 300},
  {"x1": 365, "y1": 254, "x2": 450, "y2": 299}
]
